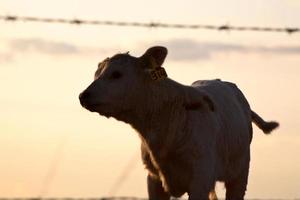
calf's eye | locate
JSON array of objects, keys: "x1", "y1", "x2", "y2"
[{"x1": 110, "y1": 71, "x2": 122, "y2": 79}]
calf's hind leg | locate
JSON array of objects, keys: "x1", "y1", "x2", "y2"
[{"x1": 147, "y1": 174, "x2": 170, "y2": 200}]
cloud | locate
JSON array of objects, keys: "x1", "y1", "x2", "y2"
[
  {"x1": 1, "y1": 37, "x2": 300, "y2": 64},
  {"x1": 0, "y1": 52, "x2": 13, "y2": 63},
  {"x1": 253, "y1": 45, "x2": 300, "y2": 54},
  {"x1": 152, "y1": 38, "x2": 300, "y2": 61},
  {"x1": 0, "y1": 38, "x2": 116, "y2": 63},
  {"x1": 9, "y1": 38, "x2": 80, "y2": 55}
]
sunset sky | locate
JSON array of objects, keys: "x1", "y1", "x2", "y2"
[{"x1": 0, "y1": 0, "x2": 300, "y2": 199}]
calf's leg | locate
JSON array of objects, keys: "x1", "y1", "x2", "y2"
[
  {"x1": 188, "y1": 158, "x2": 216, "y2": 200},
  {"x1": 225, "y1": 155, "x2": 250, "y2": 200},
  {"x1": 147, "y1": 174, "x2": 170, "y2": 200}
]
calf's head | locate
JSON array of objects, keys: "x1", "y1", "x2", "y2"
[{"x1": 79, "y1": 46, "x2": 168, "y2": 119}]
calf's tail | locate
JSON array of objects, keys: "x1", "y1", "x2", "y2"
[{"x1": 251, "y1": 111, "x2": 279, "y2": 134}]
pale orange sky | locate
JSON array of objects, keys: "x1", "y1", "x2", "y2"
[{"x1": 0, "y1": 0, "x2": 300, "y2": 199}]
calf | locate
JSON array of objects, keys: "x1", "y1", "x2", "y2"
[{"x1": 79, "y1": 46, "x2": 279, "y2": 200}]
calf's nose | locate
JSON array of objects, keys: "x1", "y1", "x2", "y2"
[{"x1": 79, "y1": 91, "x2": 90, "y2": 106}]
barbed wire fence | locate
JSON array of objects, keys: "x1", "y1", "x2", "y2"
[{"x1": 0, "y1": 15, "x2": 300, "y2": 34}]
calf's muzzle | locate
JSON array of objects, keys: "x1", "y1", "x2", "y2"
[{"x1": 79, "y1": 91, "x2": 91, "y2": 108}]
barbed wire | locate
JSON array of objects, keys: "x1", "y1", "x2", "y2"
[{"x1": 0, "y1": 15, "x2": 299, "y2": 34}]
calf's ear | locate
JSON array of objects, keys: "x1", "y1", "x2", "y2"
[
  {"x1": 140, "y1": 46, "x2": 168, "y2": 68},
  {"x1": 184, "y1": 88, "x2": 215, "y2": 112}
]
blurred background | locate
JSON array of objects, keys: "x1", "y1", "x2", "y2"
[{"x1": 0, "y1": 0, "x2": 300, "y2": 199}]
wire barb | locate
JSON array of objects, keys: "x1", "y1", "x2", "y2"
[{"x1": 0, "y1": 15, "x2": 299, "y2": 34}]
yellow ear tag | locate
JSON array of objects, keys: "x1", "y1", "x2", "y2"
[{"x1": 149, "y1": 58, "x2": 168, "y2": 81}]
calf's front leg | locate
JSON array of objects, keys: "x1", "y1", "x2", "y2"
[
  {"x1": 188, "y1": 156, "x2": 216, "y2": 200},
  {"x1": 147, "y1": 174, "x2": 170, "y2": 200}
]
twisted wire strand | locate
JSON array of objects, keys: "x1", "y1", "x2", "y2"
[{"x1": 0, "y1": 15, "x2": 299, "y2": 34}]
